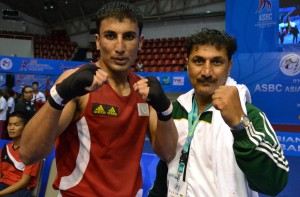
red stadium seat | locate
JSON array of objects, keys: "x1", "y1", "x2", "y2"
[
  {"x1": 138, "y1": 49, "x2": 145, "y2": 54},
  {"x1": 146, "y1": 48, "x2": 152, "y2": 54},
  {"x1": 41, "y1": 44, "x2": 47, "y2": 50},
  {"x1": 140, "y1": 54, "x2": 146, "y2": 60},
  {"x1": 168, "y1": 53, "x2": 175, "y2": 59},
  {"x1": 158, "y1": 66, "x2": 166, "y2": 72},
  {"x1": 177, "y1": 41, "x2": 185, "y2": 47},
  {"x1": 165, "y1": 48, "x2": 172, "y2": 53},
  {"x1": 160, "y1": 38, "x2": 167, "y2": 43},
  {"x1": 173, "y1": 65, "x2": 182, "y2": 72},
  {"x1": 143, "y1": 66, "x2": 150, "y2": 72},
  {"x1": 151, "y1": 66, "x2": 159, "y2": 72},
  {"x1": 153, "y1": 48, "x2": 158, "y2": 54},
  {"x1": 169, "y1": 41, "x2": 176, "y2": 47},
  {"x1": 179, "y1": 58, "x2": 186, "y2": 66},
  {"x1": 50, "y1": 50, "x2": 56, "y2": 56},
  {"x1": 153, "y1": 54, "x2": 161, "y2": 60},
  {"x1": 164, "y1": 59, "x2": 171, "y2": 66},
  {"x1": 163, "y1": 42, "x2": 169, "y2": 48},
  {"x1": 34, "y1": 49, "x2": 40, "y2": 56},
  {"x1": 144, "y1": 43, "x2": 151, "y2": 48},
  {"x1": 180, "y1": 47, "x2": 186, "y2": 53},
  {"x1": 179, "y1": 37, "x2": 186, "y2": 42},
  {"x1": 152, "y1": 43, "x2": 157, "y2": 48},
  {"x1": 165, "y1": 66, "x2": 173, "y2": 72},
  {"x1": 173, "y1": 37, "x2": 179, "y2": 42},
  {"x1": 171, "y1": 59, "x2": 179, "y2": 66},
  {"x1": 157, "y1": 59, "x2": 164, "y2": 66},
  {"x1": 158, "y1": 48, "x2": 165, "y2": 54},
  {"x1": 143, "y1": 60, "x2": 150, "y2": 67},
  {"x1": 161, "y1": 53, "x2": 168, "y2": 59},
  {"x1": 143, "y1": 39, "x2": 149, "y2": 44},
  {"x1": 157, "y1": 42, "x2": 164, "y2": 48},
  {"x1": 42, "y1": 49, "x2": 48, "y2": 55},
  {"x1": 34, "y1": 44, "x2": 40, "y2": 49},
  {"x1": 150, "y1": 59, "x2": 157, "y2": 67},
  {"x1": 175, "y1": 53, "x2": 183, "y2": 59},
  {"x1": 167, "y1": 38, "x2": 173, "y2": 43},
  {"x1": 173, "y1": 47, "x2": 179, "y2": 53},
  {"x1": 146, "y1": 54, "x2": 153, "y2": 60}
]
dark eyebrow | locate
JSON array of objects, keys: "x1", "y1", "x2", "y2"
[
  {"x1": 211, "y1": 56, "x2": 225, "y2": 60},
  {"x1": 102, "y1": 30, "x2": 116, "y2": 34},
  {"x1": 102, "y1": 30, "x2": 137, "y2": 35},
  {"x1": 124, "y1": 31, "x2": 137, "y2": 35},
  {"x1": 192, "y1": 56, "x2": 204, "y2": 60},
  {"x1": 8, "y1": 121, "x2": 22, "y2": 125}
]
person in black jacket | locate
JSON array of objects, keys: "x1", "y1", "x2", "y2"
[{"x1": 14, "y1": 86, "x2": 35, "y2": 121}]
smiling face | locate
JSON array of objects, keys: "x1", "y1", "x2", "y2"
[
  {"x1": 187, "y1": 44, "x2": 232, "y2": 103},
  {"x1": 7, "y1": 116, "x2": 25, "y2": 140},
  {"x1": 95, "y1": 17, "x2": 143, "y2": 74}
]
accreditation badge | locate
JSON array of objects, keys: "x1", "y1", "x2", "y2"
[
  {"x1": 137, "y1": 103, "x2": 149, "y2": 116},
  {"x1": 167, "y1": 177, "x2": 187, "y2": 197}
]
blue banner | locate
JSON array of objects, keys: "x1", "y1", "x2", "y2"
[
  {"x1": 230, "y1": 52, "x2": 300, "y2": 125},
  {"x1": 0, "y1": 56, "x2": 85, "y2": 91},
  {"x1": 277, "y1": 132, "x2": 300, "y2": 157},
  {"x1": 13, "y1": 74, "x2": 57, "y2": 92},
  {"x1": 0, "y1": 73, "x2": 6, "y2": 89},
  {"x1": 0, "y1": 56, "x2": 192, "y2": 93},
  {"x1": 138, "y1": 72, "x2": 192, "y2": 93},
  {"x1": 226, "y1": 0, "x2": 280, "y2": 53},
  {"x1": 226, "y1": 0, "x2": 300, "y2": 125},
  {"x1": 0, "y1": 56, "x2": 85, "y2": 75}
]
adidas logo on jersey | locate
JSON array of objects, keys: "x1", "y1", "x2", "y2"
[
  {"x1": 92, "y1": 103, "x2": 118, "y2": 116},
  {"x1": 93, "y1": 105, "x2": 106, "y2": 115},
  {"x1": 107, "y1": 107, "x2": 117, "y2": 116}
]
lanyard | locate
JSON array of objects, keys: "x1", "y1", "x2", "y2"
[{"x1": 177, "y1": 95, "x2": 212, "y2": 179}]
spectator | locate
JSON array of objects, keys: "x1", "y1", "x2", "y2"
[
  {"x1": 31, "y1": 82, "x2": 46, "y2": 111},
  {"x1": 5, "y1": 89, "x2": 15, "y2": 117},
  {"x1": 0, "y1": 90, "x2": 7, "y2": 139},
  {"x1": 14, "y1": 86, "x2": 35, "y2": 120},
  {"x1": 136, "y1": 60, "x2": 144, "y2": 72},
  {"x1": 4, "y1": 89, "x2": 15, "y2": 139},
  {"x1": 0, "y1": 111, "x2": 40, "y2": 196}
]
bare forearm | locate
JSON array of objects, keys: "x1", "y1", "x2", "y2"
[
  {"x1": 153, "y1": 119, "x2": 178, "y2": 162},
  {"x1": 0, "y1": 179, "x2": 29, "y2": 196},
  {"x1": 20, "y1": 102, "x2": 61, "y2": 165}
]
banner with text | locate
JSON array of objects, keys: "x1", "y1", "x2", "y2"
[{"x1": 226, "y1": 0, "x2": 300, "y2": 125}]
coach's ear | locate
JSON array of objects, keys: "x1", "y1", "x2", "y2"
[
  {"x1": 138, "y1": 35, "x2": 144, "y2": 51},
  {"x1": 95, "y1": 34, "x2": 100, "y2": 50},
  {"x1": 228, "y1": 59, "x2": 233, "y2": 76}
]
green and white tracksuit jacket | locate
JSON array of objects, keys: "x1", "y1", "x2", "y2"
[{"x1": 148, "y1": 89, "x2": 289, "y2": 197}]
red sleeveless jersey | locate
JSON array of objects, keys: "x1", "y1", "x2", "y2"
[
  {"x1": 53, "y1": 72, "x2": 150, "y2": 197},
  {"x1": 0, "y1": 142, "x2": 40, "y2": 190}
]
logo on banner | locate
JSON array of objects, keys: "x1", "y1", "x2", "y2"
[
  {"x1": 0, "y1": 58, "x2": 13, "y2": 70},
  {"x1": 173, "y1": 77, "x2": 184, "y2": 86},
  {"x1": 256, "y1": 0, "x2": 272, "y2": 13},
  {"x1": 279, "y1": 53, "x2": 300, "y2": 76},
  {"x1": 20, "y1": 59, "x2": 29, "y2": 70},
  {"x1": 255, "y1": 0, "x2": 275, "y2": 28},
  {"x1": 162, "y1": 77, "x2": 171, "y2": 85}
]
